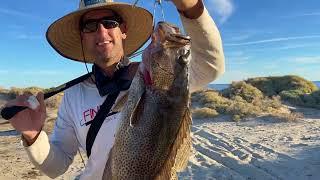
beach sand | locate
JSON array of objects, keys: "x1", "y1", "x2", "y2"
[
  {"x1": 0, "y1": 100, "x2": 320, "y2": 179},
  {"x1": 178, "y1": 106, "x2": 320, "y2": 180}
]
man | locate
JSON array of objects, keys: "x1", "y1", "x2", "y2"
[{"x1": 5, "y1": 0, "x2": 225, "y2": 179}]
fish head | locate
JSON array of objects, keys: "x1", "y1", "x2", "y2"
[{"x1": 141, "y1": 21, "x2": 191, "y2": 90}]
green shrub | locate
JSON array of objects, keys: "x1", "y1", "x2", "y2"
[
  {"x1": 226, "y1": 97, "x2": 262, "y2": 121},
  {"x1": 192, "y1": 90, "x2": 232, "y2": 113},
  {"x1": 246, "y1": 75, "x2": 318, "y2": 96},
  {"x1": 191, "y1": 88, "x2": 302, "y2": 122},
  {"x1": 192, "y1": 107, "x2": 219, "y2": 119},
  {"x1": 279, "y1": 89, "x2": 304, "y2": 105},
  {"x1": 244, "y1": 75, "x2": 319, "y2": 109},
  {"x1": 222, "y1": 81, "x2": 264, "y2": 103},
  {"x1": 279, "y1": 89, "x2": 320, "y2": 109},
  {"x1": 308, "y1": 90, "x2": 320, "y2": 108},
  {"x1": 254, "y1": 96, "x2": 283, "y2": 111},
  {"x1": 245, "y1": 77, "x2": 277, "y2": 96}
]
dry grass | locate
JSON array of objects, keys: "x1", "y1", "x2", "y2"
[
  {"x1": 246, "y1": 75, "x2": 318, "y2": 96},
  {"x1": 192, "y1": 107, "x2": 219, "y2": 119},
  {"x1": 192, "y1": 86, "x2": 302, "y2": 122},
  {"x1": 245, "y1": 75, "x2": 319, "y2": 109},
  {"x1": 45, "y1": 94, "x2": 63, "y2": 109},
  {"x1": 192, "y1": 90, "x2": 231, "y2": 113},
  {"x1": 222, "y1": 81, "x2": 264, "y2": 103},
  {"x1": 1, "y1": 87, "x2": 63, "y2": 109},
  {"x1": 192, "y1": 75, "x2": 320, "y2": 121}
]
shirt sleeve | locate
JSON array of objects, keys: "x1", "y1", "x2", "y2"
[
  {"x1": 180, "y1": 6, "x2": 225, "y2": 92},
  {"x1": 22, "y1": 92, "x2": 79, "y2": 178}
]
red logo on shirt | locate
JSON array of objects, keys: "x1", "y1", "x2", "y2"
[{"x1": 80, "y1": 106, "x2": 100, "y2": 126}]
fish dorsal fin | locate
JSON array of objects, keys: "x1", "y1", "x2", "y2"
[
  {"x1": 129, "y1": 91, "x2": 145, "y2": 126},
  {"x1": 110, "y1": 61, "x2": 140, "y2": 113},
  {"x1": 155, "y1": 108, "x2": 192, "y2": 179},
  {"x1": 111, "y1": 92, "x2": 128, "y2": 112},
  {"x1": 124, "y1": 71, "x2": 146, "y2": 127}
]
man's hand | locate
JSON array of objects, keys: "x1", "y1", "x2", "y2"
[
  {"x1": 4, "y1": 92, "x2": 46, "y2": 145},
  {"x1": 170, "y1": 0, "x2": 197, "y2": 11},
  {"x1": 168, "y1": 0, "x2": 204, "y2": 19}
]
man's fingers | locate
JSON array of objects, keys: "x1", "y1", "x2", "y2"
[
  {"x1": 4, "y1": 91, "x2": 45, "y2": 112},
  {"x1": 36, "y1": 92, "x2": 46, "y2": 113},
  {"x1": 5, "y1": 95, "x2": 29, "y2": 108},
  {"x1": 6, "y1": 93, "x2": 41, "y2": 110}
]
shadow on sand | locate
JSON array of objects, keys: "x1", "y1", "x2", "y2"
[{"x1": 178, "y1": 138, "x2": 320, "y2": 180}]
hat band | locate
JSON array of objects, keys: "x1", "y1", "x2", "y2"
[{"x1": 84, "y1": 0, "x2": 106, "y2": 6}]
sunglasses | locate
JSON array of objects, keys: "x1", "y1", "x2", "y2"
[{"x1": 80, "y1": 16, "x2": 122, "y2": 33}]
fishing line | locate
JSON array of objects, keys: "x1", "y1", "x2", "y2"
[
  {"x1": 80, "y1": 31, "x2": 96, "y2": 84},
  {"x1": 153, "y1": 0, "x2": 166, "y2": 23},
  {"x1": 129, "y1": 0, "x2": 167, "y2": 60},
  {"x1": 132, "y1": 0, "x2": 166, "y2": 25}
]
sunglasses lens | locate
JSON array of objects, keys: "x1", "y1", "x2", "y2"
[
  {"x1": 82, "y1": 19, "x2": 120, "y2": 33},
  {"x1": 101, "y1": 20, "x2": 119, "y2": 29},
  {"x1": 83, "y1": 21, "x2": 98, "y2": 33}
]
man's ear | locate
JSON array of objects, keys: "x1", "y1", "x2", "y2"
[
  {"x1": 120, "y1": 23, "x2": 127, "y2": 40},
  {"x1": 121, "y1": 32, "x2": 127, "y2": 40}
]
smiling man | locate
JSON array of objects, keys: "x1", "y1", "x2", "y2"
[
  {"x1": 81, "y1": 9, "x2": 128, "y2": 76},
  {"x1": 5, "y1": 0, "x2": 225, "y2": 179}
]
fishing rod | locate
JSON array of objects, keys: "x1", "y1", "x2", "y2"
[{"x1": 1, "y1": 72, "x2": 93, "y2": 120}]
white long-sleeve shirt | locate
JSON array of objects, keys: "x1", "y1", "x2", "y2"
[{"x1": 23, "y1": 7, "x2": 225, "y2": 179}]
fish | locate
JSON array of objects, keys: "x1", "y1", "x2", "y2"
[{"x1": 103, "y1": 21, "x2": 192, "y2": 180}]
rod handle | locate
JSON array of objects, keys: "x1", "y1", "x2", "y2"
[{"x1": 1, "y1": 106, "x2": 28, "y2": 120}]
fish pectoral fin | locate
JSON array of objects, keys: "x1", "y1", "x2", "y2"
[
  {"x1": 129, "y1": 90, "x2": 145, "y2": 127},
  {"x1": 103, "y1": 148, "x2": 113, "y2": 179}
]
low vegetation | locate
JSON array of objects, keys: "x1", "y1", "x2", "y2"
[
  {"x1": 0, "y1": 86, "x2": 63, "y2": 109},
  {"x1": 192, "y1": 107, "x2": 219, "y2": 119},
  {"x1": 245, "y1": 75, "x2": 318, "y2": 96},
  {"x1": 192, "y1": 87, "x2": 302, "y2": 121},
  {"x1": 192, "y1": 75, "x2": 317, "y2": 121},
  {"x1": 245, "y1": 75, "x2": 319, "y2": 109},
  {"x1": 221, "y1": 81, "x2": 264, "y2": 103}
]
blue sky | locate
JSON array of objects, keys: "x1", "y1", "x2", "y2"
[{"x1": 0, "y1": 0, "x2": 319, "y2": 88}]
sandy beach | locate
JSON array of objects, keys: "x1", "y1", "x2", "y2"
[
  {"x1": 0, "y1": 99, "x2": 320, "y2": 180},
  {"x1": 179, "y1": 106, "x2": 320, "y2": 180}
]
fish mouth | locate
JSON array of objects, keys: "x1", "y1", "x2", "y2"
[
  {"x1": 161, "y1": 34, "x2": 191, "y2": 49},
  {"x1": 156, "y1": 22, "x2": 191, "y2": 47},
  {"x1": 166, "y1": 34, "x2": 191, "y2": 46}
]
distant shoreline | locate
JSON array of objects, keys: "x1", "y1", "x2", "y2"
[{"x1": 208, "y1": 81, "x2": 320, "y2": 91}]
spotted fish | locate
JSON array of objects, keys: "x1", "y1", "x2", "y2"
[{"x1": 103, "y1": 21, "x2": 192, "y2": 180}]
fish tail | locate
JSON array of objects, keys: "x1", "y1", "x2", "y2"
[{"x1": 155, "y1": 108, "x2": 192, "y2": 179}]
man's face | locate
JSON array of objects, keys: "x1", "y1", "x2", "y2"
[{"x1": 81, "y1": 9, "x2": 127, "y2": 66}]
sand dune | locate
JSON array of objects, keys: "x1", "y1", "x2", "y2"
[{"x1": 0, "y1": 100, "x2": 320, "y2": 179}]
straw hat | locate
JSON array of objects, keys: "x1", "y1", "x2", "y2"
[{"x1": 46, "y1": 0, "x2": 153, "y2": 63}]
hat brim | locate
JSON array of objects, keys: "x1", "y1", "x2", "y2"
[{"x1": 46, "y1": 2, "x2": 153, "y2": 63}]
